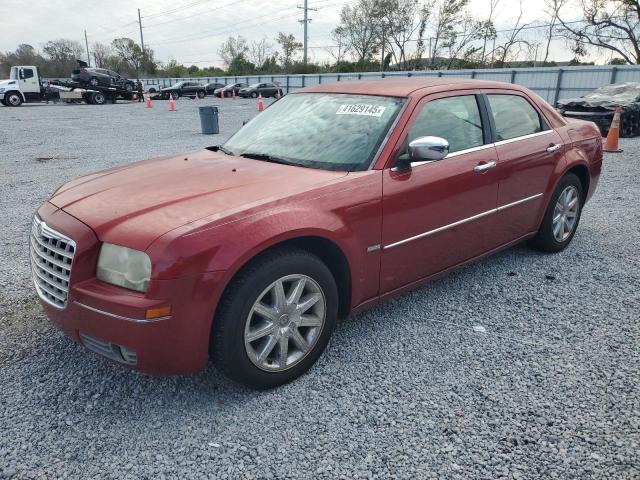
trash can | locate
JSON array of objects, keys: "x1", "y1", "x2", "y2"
[{"x1": 199, "y1": 106, "x2": 219, "y2": 134}]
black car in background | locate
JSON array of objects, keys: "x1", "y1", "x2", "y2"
[
  {"x1": 238, "y1": 82, "x2": 282, "y2": 98},
  {"x1": 213, "y1": 82, "x2": 247, "y2": 98},
  {"x1": 204, "y1": 82, "x2": 225, "y2": 95},
  {"x1": 160, "y1": 81, "x2": 206, "y2": 99}
]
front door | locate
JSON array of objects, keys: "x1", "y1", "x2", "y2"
[
  {"x1": 19, "y1": 67, "x2": 39, "y2": 94},
  {"x1": 380, "y1": 92, "x2": 501, "y2": 293}
]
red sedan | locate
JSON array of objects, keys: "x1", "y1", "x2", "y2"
[{"x1": 31, "y1": 78, "x2": 602, "y2": 388}]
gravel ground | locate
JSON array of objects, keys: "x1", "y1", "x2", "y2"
[{"x1": 1, "y1": 99, "x2": 639, "y2": 479}]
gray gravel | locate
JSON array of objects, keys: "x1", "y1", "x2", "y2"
[{"x1": 1, "y1": 99, "x2": 639, "y2": 479}]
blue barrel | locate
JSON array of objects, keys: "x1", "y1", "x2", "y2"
[{"x1": 199, "y1": 106, "x2": 219, "y2": 134}]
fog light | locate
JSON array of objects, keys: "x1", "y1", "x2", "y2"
[{"x1": 119, "y1": 345, "x2": 138, "y2": 365}]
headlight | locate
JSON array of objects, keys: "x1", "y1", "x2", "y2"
[
  {"x1": 0, "y1": 88, "x2": 5, "y2": 93},
  {"x1": 97, "y1": 243, "x2": 151, "y2": 292}
]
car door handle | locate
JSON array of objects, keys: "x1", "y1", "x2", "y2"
[
  {"x1": 473, "y1": 161, "x2": 496, "y2": 173},
  {"x1": 546, "y1": 144, "x2": 562, "y2": 153}
]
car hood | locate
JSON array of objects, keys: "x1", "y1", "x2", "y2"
[{"x1": 49, "y1": 149, "x2": 347, "y2": 251}]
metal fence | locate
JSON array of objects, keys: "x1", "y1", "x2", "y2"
[{"x1": 142, "y1": 64, "x2": 640, "y2": 104}]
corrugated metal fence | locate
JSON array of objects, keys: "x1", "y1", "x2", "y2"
[{"x1": 143, "y1": 64, "x2": 640, "y2": 104}]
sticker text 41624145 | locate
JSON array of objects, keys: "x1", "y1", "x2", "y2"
[{"x1": 336, "y1": 104, "x2": 387, "y2": 117}]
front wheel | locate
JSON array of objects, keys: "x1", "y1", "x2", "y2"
[
  {"x1": 197, "y1": 90, "x2": 205, "y2": 99},
  {"x1": 211, "y1": 248, "x2": 338, "y2": 389},
  {"x1": 251, "y1": 91, "x2": 257, "y2": 98},
  {"x1": 530, "y1": 173, "x2": 583, "y2": 253},
  {"x1": 5, "y1": 92, "x2": 22, "y2": 106}
]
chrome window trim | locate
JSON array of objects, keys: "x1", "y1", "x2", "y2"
[
  {"x1": 74, "y1": 301, "x2": 171, "y2": 323},
  {"x1": 367, "y1": 98, "x2": 410, "y2": 171},
  {"x1": 383, "y1": 193, "x2": 544, "y2": 250},
  {"x1": 493, "y1": 129, "x2": 553, "y2": 146}
]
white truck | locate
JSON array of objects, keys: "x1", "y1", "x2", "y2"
[{"x1": 0, "y1": 65, "x2": 134, "y2": 107}]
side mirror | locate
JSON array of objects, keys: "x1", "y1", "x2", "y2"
[{"x1": 408, "y1": 136, "x2": 450, "y2": 162}]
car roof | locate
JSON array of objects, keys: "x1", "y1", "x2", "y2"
[{"x1": 298, "y1": 77, "x2": 526, "y2": 97}]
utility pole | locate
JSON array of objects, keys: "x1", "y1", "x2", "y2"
[
  {"x1": 297, "y1": 0, "x2": 317, "y2": 66},
  {"x1": 138, "y1": 8, "x2": 145, "y2": 52},
  {"x1": 84, "y1": 30, "x2": 91, "y2": 66}
]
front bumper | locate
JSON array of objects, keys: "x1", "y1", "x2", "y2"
[
  {"x1": 0, "y1": 93, "x2": 5, "y2": 101},
  {"x1": 34, "y1": 202, "x2": 226, "y2": 375}
]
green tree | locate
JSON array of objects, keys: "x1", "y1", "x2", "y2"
[{"x1": 276, "y1": 32, "x2": 303, "y2": 69}]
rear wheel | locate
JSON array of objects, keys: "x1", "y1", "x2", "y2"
[
  {"x1": 211, "y1": 248, "x2": 338, "y2": 389},
  {"x1": 197, "y1": 90, "x2": 206, "y2": 99},
  {"x1": 251, "y1": 91, "x2": 258, "y2": 98},
  {"x1": 91, "y1": 92, "x2": 106, "y2": 105},
  {"x1": 5, "y1": 92, "x2": 22, "y2": 106},
  {"x1": 530, "y1": 173, "x2": 583, "y2": 253}
]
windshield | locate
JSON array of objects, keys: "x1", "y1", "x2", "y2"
[{"x1": 223, "y1": 93, "x2": 404, "y2": 171}]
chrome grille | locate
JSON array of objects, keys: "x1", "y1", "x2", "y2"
[{"x1": 30, "y1": 216, "x2": 76, "y2": 308}]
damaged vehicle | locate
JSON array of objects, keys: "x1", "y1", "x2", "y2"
[{"x1": 557, "y1": 82, "x2": 640, "y2": 137}]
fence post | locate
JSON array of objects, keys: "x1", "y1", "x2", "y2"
[
  {"x1": 318, "y1": 74, "x2": 322, "y2": 84},
  {"x1": 553, "y1": 68, "x2": 564, "y2": 105},
  {"x1": 302, "y1": 75, "x2": 305, "y2": 88},
  {"x1": 610, "y1": 66, "x2": 618, "y2": 84},
  {"x1": 337, "y1": 74, "x2": 341, "y2": 82},
  {"x1": 407, "y1": 71, "x2": 412, "y2": 77},
  {"x1": 286, "y1": 75, "x2": 290, "y2": 94},
  {"x1": 358, "y1": 73, "x2": 362, "y2": 80},
  {"x1": 470, "y1": 70, "x2": 476, "y2": 79},
  {"x1": 437, "y1": 71, "x2": 442, "y2": 77},
  {"x1": 510, "y1": 70, "x2": 517, "y2": 83}
]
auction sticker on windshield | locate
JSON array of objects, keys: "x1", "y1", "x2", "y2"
[{"x1": 336, "y1": 104, "x2": 387, "y2": 117}]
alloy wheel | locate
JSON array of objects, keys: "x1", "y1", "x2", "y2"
[
  {"x1": 552, "y1": 185, "x2": 579, "y2": 242},
  {"x1": 244, "y1": 274, "x2": 326, "y2": 372}
]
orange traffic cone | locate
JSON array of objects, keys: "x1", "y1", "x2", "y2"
[
  {"x1": 258, "y1": 93, "x2": 264, "y2": 112},
  {"x1": 603, "y1": 106, "x2": 622, "y2": 152},
  {"x1": 232, "y1": 89, "x2": 236, "y2": 101},
  {"x1": 131, "y1": 93, "x2": 136, "y2": 103},
  {"x1": 220, "y1": 90, "x2": 224, "y2": 101},
  {"x1": 146, "y1": 95, "x2": 152, "y2": 108},
  {"x1": 169, "y1": 93, "x2": 176, "y2": 112}
]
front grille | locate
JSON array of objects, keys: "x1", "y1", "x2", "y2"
[
  {"x1": 30, "y1": 216, "x2": 76, "y2": 308},
  {"x1": 79, "y1": 333, "x2": 138, "y2": 365}
]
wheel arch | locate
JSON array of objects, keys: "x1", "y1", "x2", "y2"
[
  {"x1": 566, "y1": 163, "x2": 590, "y2": 202},
  {"x1": 5, "y1": 90, "x2": 25, "y2": 103},
  {"x1": 216, "y1": 235, "x2": 353, "y2": 321}
]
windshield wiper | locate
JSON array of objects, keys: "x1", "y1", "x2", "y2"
[
  {"x1": 217, "y1": 145, "x2": 233, "y2": 155},
  {"x1": 239, "y1": 152, "x2": 299, "y2": 167}
]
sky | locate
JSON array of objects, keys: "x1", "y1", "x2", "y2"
[{"x1": 1, "y1": 0, "x2": 600, "y2": 67}]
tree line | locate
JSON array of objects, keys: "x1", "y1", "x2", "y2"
[{"x1": 1, "y1": 0, "x2": 638, "y2": 80}]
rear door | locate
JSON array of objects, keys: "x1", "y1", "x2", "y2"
[
  {"x1": 483, "y1": 91, "x2": 565, "y2": 244},
  {"x1": 380, "y1": 91, "x2": 500, "y2": 293}
]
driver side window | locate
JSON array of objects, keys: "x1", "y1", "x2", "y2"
[{"x1": 408, "y1": 95, "x2": 484, "y2": 154}]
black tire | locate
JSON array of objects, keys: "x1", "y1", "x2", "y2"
[
  {"x1": 89, "y1": 77, "x2": 99, "y2": 87},
  {"x1": 125, "y1": 83, "x2": 133, "y2": 92},
  {"x1": 530, "y1": 173, "x2": 583, "y2": 253},
  {"x1": 91, "y1": 92, "x2": 106, "y2": 105},
  {"x1": 620, "y1": 111, "x2": 640, "y2": 138},
  {"x1": 197, "y1": 90, "x2": 206, "y2": 99},
  {"x1": 5, "y1": 91, "x2": 22, "y2": 106},
  {"x1": 211, "y1": 248, "x2": 338, "y2": 389},
  {"x1": 251, "y1": 91, "x2": 258, "y2": 98}
]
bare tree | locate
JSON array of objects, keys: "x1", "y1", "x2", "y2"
[
  {"x1": 492, "y1": 1, "x2": 531, "y2": 66},
  {"x1": 218, "y1": 36, "x2": 249, "y2": 67},
  {"x1": 543, "y1": 0, "x2": 566, "y2": 63},
  {"x1": 42, "y1": 39, "x2": 84, "y2": 77},
  {"x1": 337, "y1": 0, "x2": 384, "y2": 66},
  {"x1": 328, "y1": 26, "x2": 352, "y2": 68},
  {"x1": 249, "y1": 38, "x2": 274, "y2": 69},
  {"x1": 445, "y1": 14, "x2": 484, "y2": 68},
  {"x1": 381, "y1": 0, "x2": 433, "y2": 70},
  {"x1": 92, "y1": 42, "x2": 111, "y2": 68},
  {"x1": 558, "y1": 0, "x2": 640, "y2": 64},
  {"x1": 480, "y1": 0, "x2": 500, "y2": 64},
  {"x1": 430, "y1": 0, "x2": 470, "y2": 67}
]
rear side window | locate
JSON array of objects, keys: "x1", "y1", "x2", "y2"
[
  {"x1": 408, "y1": 95, "x2": 484, "y2": 154},
  {"x1": 487, "y1": 94, "x2": 547, "y2": 141}
]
